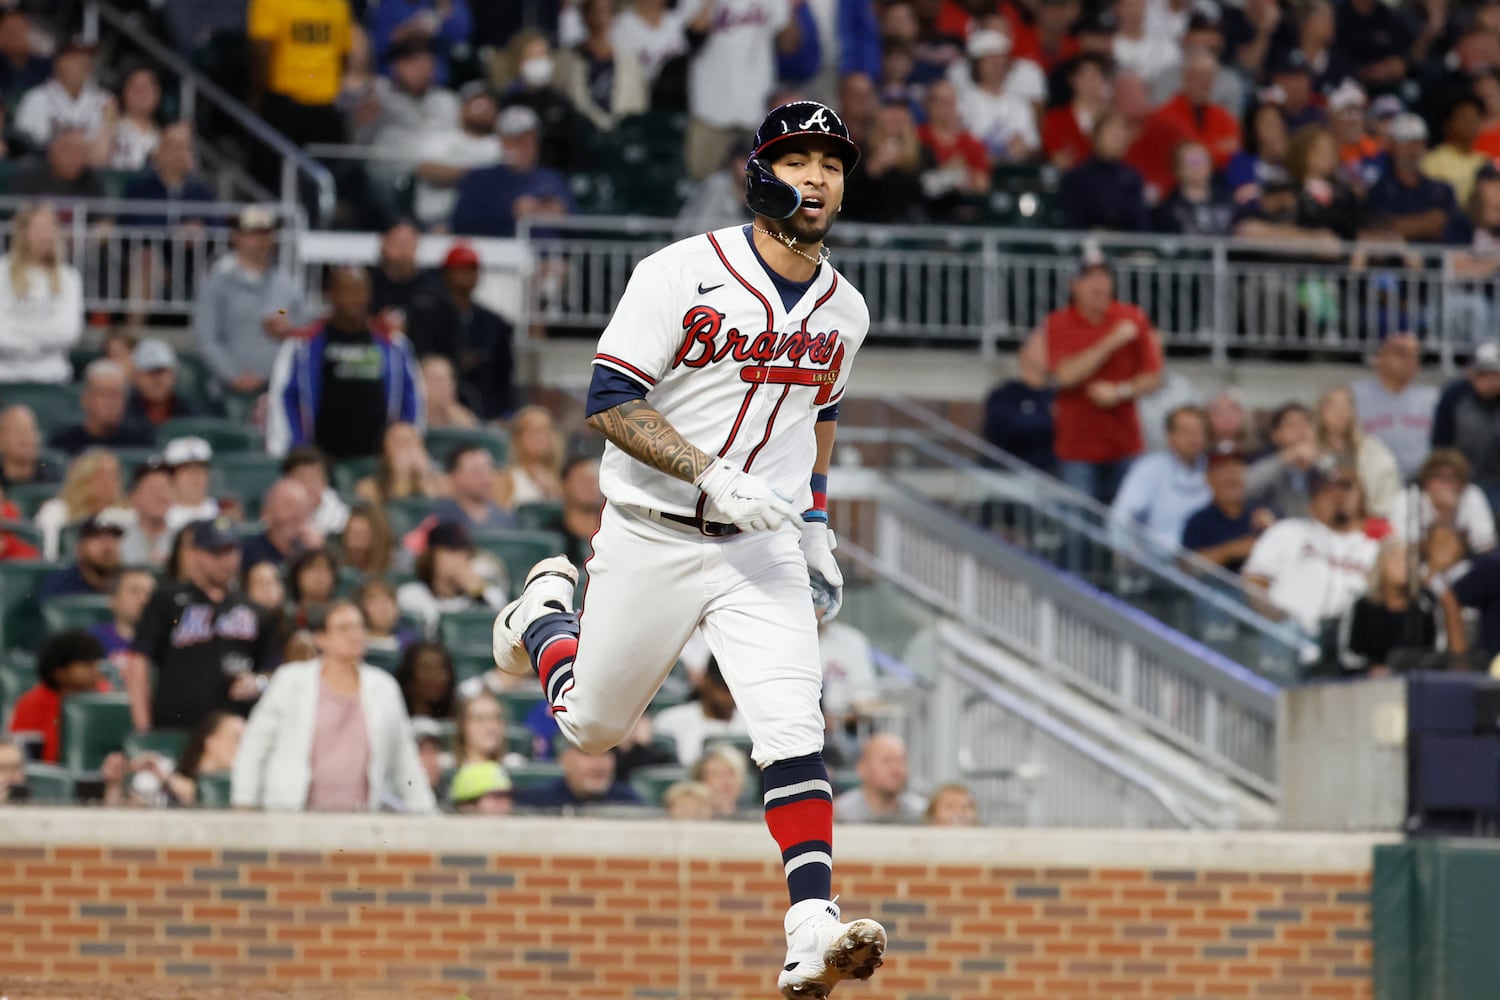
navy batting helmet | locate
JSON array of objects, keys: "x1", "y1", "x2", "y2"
[{"x1": 745, "y1": 101, "x2": 861, "y2": 220}]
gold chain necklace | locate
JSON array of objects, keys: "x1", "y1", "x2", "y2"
[{"x1": 753, "y1": 224, "x2": 830, "y2": 266}]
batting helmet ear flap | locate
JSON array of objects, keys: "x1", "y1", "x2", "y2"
[{"x1": 744, "y1": 156, "x2": 803, "y2": 220}]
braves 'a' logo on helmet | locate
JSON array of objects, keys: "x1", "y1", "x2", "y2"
[{"x1": 798, "y1": 107, "x2": 832, "y2": 132}]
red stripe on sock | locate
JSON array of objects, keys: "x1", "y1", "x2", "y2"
[
  {"x1": 765, "y1": 798, "x2": 833, "y2": 854},
  {"x1": 537, "y1": 637, "x2": 577, "y2": 689}
]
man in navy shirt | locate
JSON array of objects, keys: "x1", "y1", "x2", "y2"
[
  {"x1": 514, "y1": 742, "x2": 643, "y2": 811},
  {"x1": 983, "y1": 332, "x2": 1055, "y2": 472},
  {"x1": 1367, "y1": 114, "x2": 1463, "y2": 243},
  {"x1": 123, "y1": 123, "x2": 215, "y2": 227},
  {"x1": 1181, "y1": 446, "x2": 1276, "y2": 574},
  {"x1": 450, "y1": 105, "x2": 573, "y2": 238},
  {"x1": 39, "y1": 510, "x2": 128, "y2": 601},
  {"x1": 47, "y1": 360, "x2": 156, "y2": 456}
]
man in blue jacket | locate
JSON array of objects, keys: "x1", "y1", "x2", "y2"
[{"x1": 267, "y1": 266, "x2": 423, "y2": 460}]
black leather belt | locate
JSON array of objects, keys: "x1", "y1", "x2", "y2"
[{"x1": 658, "y1": 511, "x2": 742, "y2": 538}]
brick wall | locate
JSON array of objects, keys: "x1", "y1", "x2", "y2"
[{"x1": 0, "y1": 811, "x2": 1386, "y2": 1000}]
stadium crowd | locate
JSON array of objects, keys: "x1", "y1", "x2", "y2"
[{"x1": 984, "y1": 244, "x2": 1500, "y2": 677}]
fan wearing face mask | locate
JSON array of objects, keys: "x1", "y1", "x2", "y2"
[
  {"x1": 492, "y1": 29, "x2": 590, "y2": 170},
  {"x1": 1242, "y1": 458, "x2": 1380, "y2": 637}
]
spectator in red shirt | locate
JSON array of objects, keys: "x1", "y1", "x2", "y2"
[
  {"x1": 917, "y1": 77, "x2": 990, "y2": 217},
  {"x1": 1043, "y1": 247, "x2": 1163, "y2": 504},
  {"x1": 1042, "y1": 53, "x2": 1112, "y2": 169},
  {"x1": 1128, "y1": 47, "x2": 1242, "y2": 200},
  {"x1": 7, "y1": 629, "x2": 110, "y2": 763}
]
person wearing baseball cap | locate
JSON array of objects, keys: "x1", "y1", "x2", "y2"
[
  {"x1": 38, "y1": 507, "x2": 129, "y2": 601},
  {"x1": 126, "y1": 338, "x2": 200, "y2": 428},
  {"x1": 1367, "y1": 112, "x2": 1462, "y2": 243},
  {"x1": 1242, "y1": 457, "x2": 1377, "y2": 636},
  {"x1": 1043, "y1": 241, "x2": 1163, "y2": 505},
  {"x1": 163, "y1": 437, "x2": 220, "y2": 533},
  {"x1": 1182, "y1": 442, "x2": 1276, "y2": 574},
  {"x1": 13, "y1": 34, "x2": 109, "y2": 149},
  {"x1": 961, "y1": 29, "x2": 1041, "y2": 161},
  {"x1": 406, "y1": 242, "x2": 516, "y2": 419},
  {"x1": 119, "y1": 457, "x2": 176, "y2": 569},
  {"x1": 450, "y1": 761, "x2": 515, "y2": 815},
  {"x1": 413, "y1": 80, "x2": 501, "y2": 227},
  {"x1": 195, "y1": 204, "x2": 307, "y2": 395},
  {"x1": 448, "y1": 102, "x2": 572, "y2": 238}
]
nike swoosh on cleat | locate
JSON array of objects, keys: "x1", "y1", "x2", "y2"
[
  {"x1": 697, "y1": 282, "x2": 725, "y2": 294},
  {"x1": 783, "y1": 963, "x2": 799, "y2": 972}
]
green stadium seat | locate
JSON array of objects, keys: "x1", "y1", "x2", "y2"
[
  {"x1": 157, "y1": 417, "x2": 260, "y2": 454},
  {"x1": 0, "y1": 519, "x2": 44, "y2": 554},
  {"x1": 507, "y1": 762, "x2": 563, "y2": 792},
  {"x1": 0, "y1": 650, "x2": 34, "y2": 717},
  {"x1": 424, "y1": 427, "x2": 508, "y2": 466},
  {"x1": 123, "y1": 729, "x2": 189, "y2": 761},
  {"x1": 438, "y1": 609, "x2": 497, "y2": 653},
  {"x1": 173, "y1": 354, "x2": 217, "y2": 414},
  {"x1": 630, "y1": 764, "x2": 689, "y2": 807},
  {"x1": 24, "y1": 762, "x2": 76, "y2": 804},
  {"x1": 6, "y1": 483, "x2": 58, "y2": 518},
  {"x1": 110, "y1": 449, "x2": 163, "y2": 475},
  {"x1": 471, "y1": 529, "x2": 567, "y2": 586},
  {"x1": 0, "y1": 560, "x2": 66, "y2": 651},
  {"x1": 42, "y1": 593, "x2": 114, "y2": 635},
  {"x1": 364, "y1": 646, "x2": 401, "y2": 674},
  {"x1": 831, "y1": 769, "x2": 861, "y2": 796},
  {"x1": 505, "y1": 728, "x2": 533, "y2": 759},
  {"x1": 385, "y1": 496, "x2": 437, "y2": 531},
  {"x1": 68, "y1": 348, "x2": 101, "y2": 382},
  {"x1": 222, "y1": 390, "x2": 260, "y2": 426},
  {"x1": 498, "y1": 689, "x2": 544, "y2": 725},
  {"x1": 60, "y1": 692, "x2": 132, "y2": 772},
  {"x1": 451, "y1": 650, "x2": 492, "y2": 684},
  {"x1": 0, "y1": 382, "x2": 81, "y2": 436},
  {"x1": 213, "y1": 454, "x2": 283, "y2": 519},
  {"x1": 514, "y1": 502, "x2": 563, "y2": 532},
  {"x1": 196, "y1": 772, "x2": 232, "y2": 808},
  {"x1": 332, "y1": 456, "x2": 379, "y2": 494}
]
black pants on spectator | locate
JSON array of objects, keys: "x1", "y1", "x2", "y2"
[{"x1": 254, "y1": 93, "x2": 346, "y2": 224}]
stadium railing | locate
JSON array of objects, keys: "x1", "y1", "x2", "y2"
[
  {"x1": 520, "y1": 216, "x2": 1482, "y2": 367},
  {"x1": 0, "y1": 197, "x2": 296, "y2": 317},
  {"x1": 84, "y1": 1, "x2": 335, "y2": 225},
  {"x1": 837, "y1": 477, "x2": 1280, "y2": 802}
]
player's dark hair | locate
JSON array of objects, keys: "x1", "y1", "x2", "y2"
[
  {"x1": 394, "y1": 641, "x2": 457, "y2": 720},
  {"x1": 280, "y1": 445, "x2": 331, "y2": 480},
  {"x1": 445, "y1": 442, "x2": 489, "y2": 474},
  {"x1": 36, "y1": 629, "x2": 104, "y2": 691}
]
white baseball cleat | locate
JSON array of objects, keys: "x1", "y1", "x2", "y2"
[
  {"x1": 491, "y1": 556, "x2": 579, "y2": 676},
  {"x1": 777, "y1": 899, "x2": 886, "y2": 999}
]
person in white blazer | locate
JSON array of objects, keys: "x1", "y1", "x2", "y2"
[
  {"x1": 0, "y1": 201, "x2": 83, "y2": 384},
  {"x1": 232, "y1": 601, "x2": 437, "y2": 813}
]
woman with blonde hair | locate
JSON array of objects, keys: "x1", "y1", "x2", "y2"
[
  {"x1": 691, "y1": 743, "x2": 749, "y2": 818},
  {"x1": 1315, "y1": 386, "x2": 1400, "y2": 518},
  {"x1": 494, "y1": 405, "x2": 564, "y2": 508},
  {"x1": 0, "y1": 202, "x2": 83, "y2": 384},
  {"x1": 35, "y1": 449, "x2": 124, "y2": 559}
]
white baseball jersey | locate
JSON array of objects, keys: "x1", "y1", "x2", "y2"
[{"x1": 592, "y1": 224, "x2": 869, "y2": 519}]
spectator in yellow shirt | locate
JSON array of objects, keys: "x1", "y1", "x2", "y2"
[
  {"x1": 1422, "y1": 95, "x2": 1489, "y2": 207},
  {"x1": 247, "y1": 0, "x2": 352, "y2": 188}
]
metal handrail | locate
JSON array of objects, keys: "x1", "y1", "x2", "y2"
[{"x1": 84, "y1": 1, "x2": 335, "y2": 225}]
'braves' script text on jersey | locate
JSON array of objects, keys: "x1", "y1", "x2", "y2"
[{"x1": 592, "y1": 225, "x2": 869, "y2": 518}]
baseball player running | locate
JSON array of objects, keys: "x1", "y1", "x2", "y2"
[{"x1": 492, "y1": 101, "x2": 883, "y2": 997}]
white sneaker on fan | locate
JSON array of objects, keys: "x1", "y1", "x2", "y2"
[{"x1": 776, "y1": 898, "x2": 886, "y2": 999}]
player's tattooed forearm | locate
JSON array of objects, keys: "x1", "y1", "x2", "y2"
[{"x1": 587, "y1": 399, "x2": 711, "y2": 483}]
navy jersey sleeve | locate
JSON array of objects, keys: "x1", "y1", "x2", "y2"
[{"x1": 586, "y1": 365, "x2": 650, "y2": 417}]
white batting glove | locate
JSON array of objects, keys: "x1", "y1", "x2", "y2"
[
  {"x1": 800, "y1": 519, "x2": 844, "y2": 621},
  {"x1": 695, "y1": 459, "x2": 798, "y2": 532}
]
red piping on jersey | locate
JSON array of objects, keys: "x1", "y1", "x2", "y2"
[
  {"x1": 695, "y1": 232, "x2": 778, "y2": 520},
  {"x1": 594, "y1": 353, "x2": 657, "y2": 386},
  {"x1": 744, "y1": 272, "x2": 839, "y2": 472}
]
